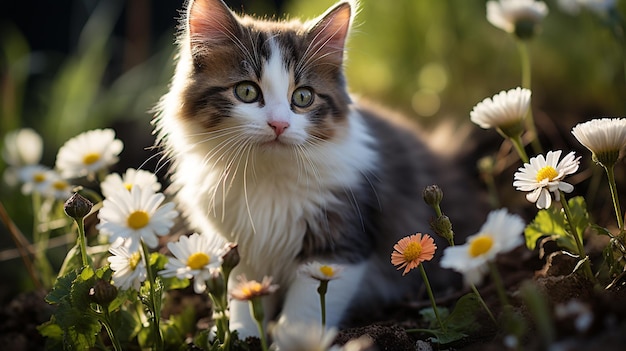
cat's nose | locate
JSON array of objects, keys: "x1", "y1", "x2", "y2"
[{"x1": 268, "y1": 121, "x2": 289, "y2": 136}]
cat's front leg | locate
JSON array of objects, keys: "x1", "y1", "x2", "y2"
[
  {"x1": 277, "y1": 261, "x2": 368, "y2": 328},
  {"x1": 229, "y1": 298, "x2": 258, "y2": 338}
]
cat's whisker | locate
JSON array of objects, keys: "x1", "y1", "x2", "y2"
[
  {"x1": 241, "y1": 141, "x2": 257, "y2": 235},
  {"x1": 185, "y1": 125, "x2": 248, "y2": 139},
  {"x1": 136, "y1": 148, "x2": 169, "y2": 174},
  {"x1": 298, "y1": 48, "x2": 344, "y2": 73}
]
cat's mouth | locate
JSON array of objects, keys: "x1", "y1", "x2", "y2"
[
  {"x1": 261, "y1": 137, "x2": 290, "y2": 147},
  {"x1": 258, "y1": 135, "x2": 299, "y2": 149}
]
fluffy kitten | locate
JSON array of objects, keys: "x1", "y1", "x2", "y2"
[{"x1": 155, "y1": 0, "x2": 481, "y2": 337}]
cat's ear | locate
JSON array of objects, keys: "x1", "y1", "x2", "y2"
[
  {"x1": 187, "y1": 0, "x2": 240, "y2": 45},
  {"x1": 307, "y1": 1, "x2": 354, "y2": 65}
]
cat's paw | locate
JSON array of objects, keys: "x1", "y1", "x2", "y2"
[
  {"x1": 229, "y1": 299, "x2": 260, "y2": 338},
  {"x1": 229, "y1": 321, "x2": 259, "y2": 339}
]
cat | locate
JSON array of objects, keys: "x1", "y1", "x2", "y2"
[{"x1": 154, "y1": 0, "x2": 483, "y2": 338}]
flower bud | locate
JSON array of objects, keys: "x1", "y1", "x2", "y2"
[
  {"x1": 423, "y1": 185, "x2": 443, "y2": 208},
  {"x1": 206, "y1": 269, "x2": 226, "y2": 298},
  {"x1": 221, "y1": 242, "x2": 240, "y2": 272},
  {"x1": 430, "y1": 215, "x2": 454, "y2": 244},
  {"x1": 514, "y1": 19, "x2": 539, "y2": 40},
  {"x1": 64, "y1": 193, "x2": 93, "y2": 219},
  {"x1": 88, "y1": 279, "x2": 118, "y2": 307}
]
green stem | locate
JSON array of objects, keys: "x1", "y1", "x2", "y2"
[
  {"x1": 32, "y1": 193, "x2": 53, "y2": 287},
  {"x1": 74, "y1": 216, "x2": 90, "y2": 268},
  {"x1": 418, "y1": 264, "x2": 445, "y2": 331},
  {"x1": 250, "y1": 298, "x2": 269, "y2": 351},
  {"x1": 433, "y1": 204, "x2": 443, "y2": 218},
  {"x1": 604, "y1": 165, "x2": 624, "y2": 231},
  {"x1": 517, "y1": 40, "x2": 531, "y2": 90},
  {"x1": 516, "y1": 40, "x2": 543, "y2": 155},
  {"x1": 317, "y1": 280, "x2": 328, "y2": 329},
  {"x1": 141, "y1": 241, "x2": 163, "y2": 351},
  {"x1": 488, "y1": 261, "x2": 510, "y2": 308},
  {"x1": 219, "y1": 269, "x2": 232, "y2": 350},
  {"x1": 509, "y1": 134, "x2": 530, "y2": 163},
  {"x1": 102, "y1": 308, "x2": 123, "y2": 351},
  {"x1": 470, "y1": 283, "x2": 496, "y2": 324},
  {"x1": 488, "y1": 262, "x2": 522, "y2": 351},
  {"x1": 209, "y1": 293, "x2": 231, "y2": 351},
  {"x1": 559, "y1": 192, "x2": 595, "y2": 281}
]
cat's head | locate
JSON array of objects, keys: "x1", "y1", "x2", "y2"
[{"x1": 161, "y1": 0, "x2": 356, "y2": 153}]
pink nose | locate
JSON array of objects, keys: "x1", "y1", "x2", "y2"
[{"x1": 268, "y1": 120, "x2": 290, "y2": 136}]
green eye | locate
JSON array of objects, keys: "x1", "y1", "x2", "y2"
[
  {"x1": 234, "y1": 82, "x2": 260, "y2": 103},
  {"x1": 292, "y1": 87, "x2": 314, "y2": 108}
]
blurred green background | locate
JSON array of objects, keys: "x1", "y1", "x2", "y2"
[{"x1": 1, "y1": 0, "x2": 625, "y2": 299}]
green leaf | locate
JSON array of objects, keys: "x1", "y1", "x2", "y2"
[
  {"x1": 46, "y1": 269, "x2": 79, "y2": 305},
  {"x1": 411, "y1": 293, "x2": 484, "y2": 345},
  {"x1": 418, "y1": 306, "x2": 449, "y2": 328},
  {"x1": 165, "y1": 305, "x2": 197, "y2": 343},
  {"x1": 423, "y1": 328, "x2": 468, "y2": 345},
  {"x1": 591, "y1": 224, "x2": 613, "y2": 237},
  {"x1": 443, "y1": 293, "x2": 483, "y2": 333},
  {"x1": 151, "y1": 252, "x2": 169, "y2": 271},
  {"x1": 71, "y1": 266, "x2": 97, "y2": 310},
  {"x1": 44, "y1": 266, "x2": 103, "y2": 350},
  {"x1": 37, "y1": 320, "x2": 63, "y2": 339},
  {"x1": 55, "y1": 302, "x2": 101, "y2": 349},
  {"x1": 524, "y1": 196, "x2": 589, "y2": 252}
]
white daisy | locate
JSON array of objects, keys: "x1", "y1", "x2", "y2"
[
  {"x1": 299, "y1": 262, "x2": 344, "y2": 282},
  {"x1": 43, "y1": 170, "x2": 74, "y2": 201},
  {"x1": 96, "y1": 186, "x2": 178, "y2": 252},
  {"x1": 271, "y1": 321, "x2": 338, "y2": 351},
  {"x1": 470, "y1": 87, "x2": 531, "y2": 137},
  {"x1": 159, "y1": 233, "x2": 224, "y2": 294},
  {"x1": 571, "y1": 118, "x2": 626, "y2": 168},
  {"x1": 101, "y1": 168, "x2": 161, "y2": 199},
  {"x1": 440, "y1": 209, "x2": 525, "y2": 285},
  {"x1": 2, "y1": 128, "x2": 43, "y2": 167},
  {"x1": 513, "y1": 150, "x2": 580, "y2": 209},
  {"x1": 18, "y1": 164, "x2": 52, "y2": 195},
  {"x1": 108, "y1": 246, "x2": 147, "y2": 291},
  {"x1": 55, "y1": 129, "x2": 124, "y2": 179},
  {"x1": 487, "y1": 0, "x2": 549, "y2": 37}
]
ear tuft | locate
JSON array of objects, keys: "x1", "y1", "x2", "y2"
[
  {"x1": 307, "y1": 1, "x2": 353, "y2": 65},
  {"x1": 187, "y1": 0, "x2": 240, "y2": 44}
]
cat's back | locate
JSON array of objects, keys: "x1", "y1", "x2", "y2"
[{"x1": 348, "y1": 100, "x2": 485, "y2": 297}]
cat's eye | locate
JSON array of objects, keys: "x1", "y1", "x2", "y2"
[
  {"x1": 234, "y1": 82, "x2": 260, "y2": 103},
  {"x1": 291, "y1": 87, "x2": 314, "y2": 108}
]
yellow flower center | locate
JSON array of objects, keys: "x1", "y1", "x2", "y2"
[
  {"x1": 127, "y1": 210, "x2": 150, "y2": 229},
  {"x1": 187, "y1": 252, "x2": 210, "y2": 270},
  {"x1": 241, "y1": 282, "x2": 263, "y2": 297},
  {"x1": 33, "y1": 172, "x2": 46, "y2": 183},
  {"x1": 535, "y1": 166, "x2": 558, "y2": 182},
  {"x1": 319, "y1": 265, "x2": 335, "y2": 277},
  {"x1": 403, "y1": 242, "x2": 423, "y2": 262},
  {"x1": 124, "y1": 183, "x2": 133, "y2": 191},
  {"x1": 52, "y1": 180, "x2": 68, "y2": 190},
  {"x1": 129, "y1": 251, "x2": 142, "y2": 270},
  {"x1": 468, "y1": 235, "x2": 494, "y2": 258},
  {"x1": 82, "y1": 152, "x2": 101, "y2": 165}
]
